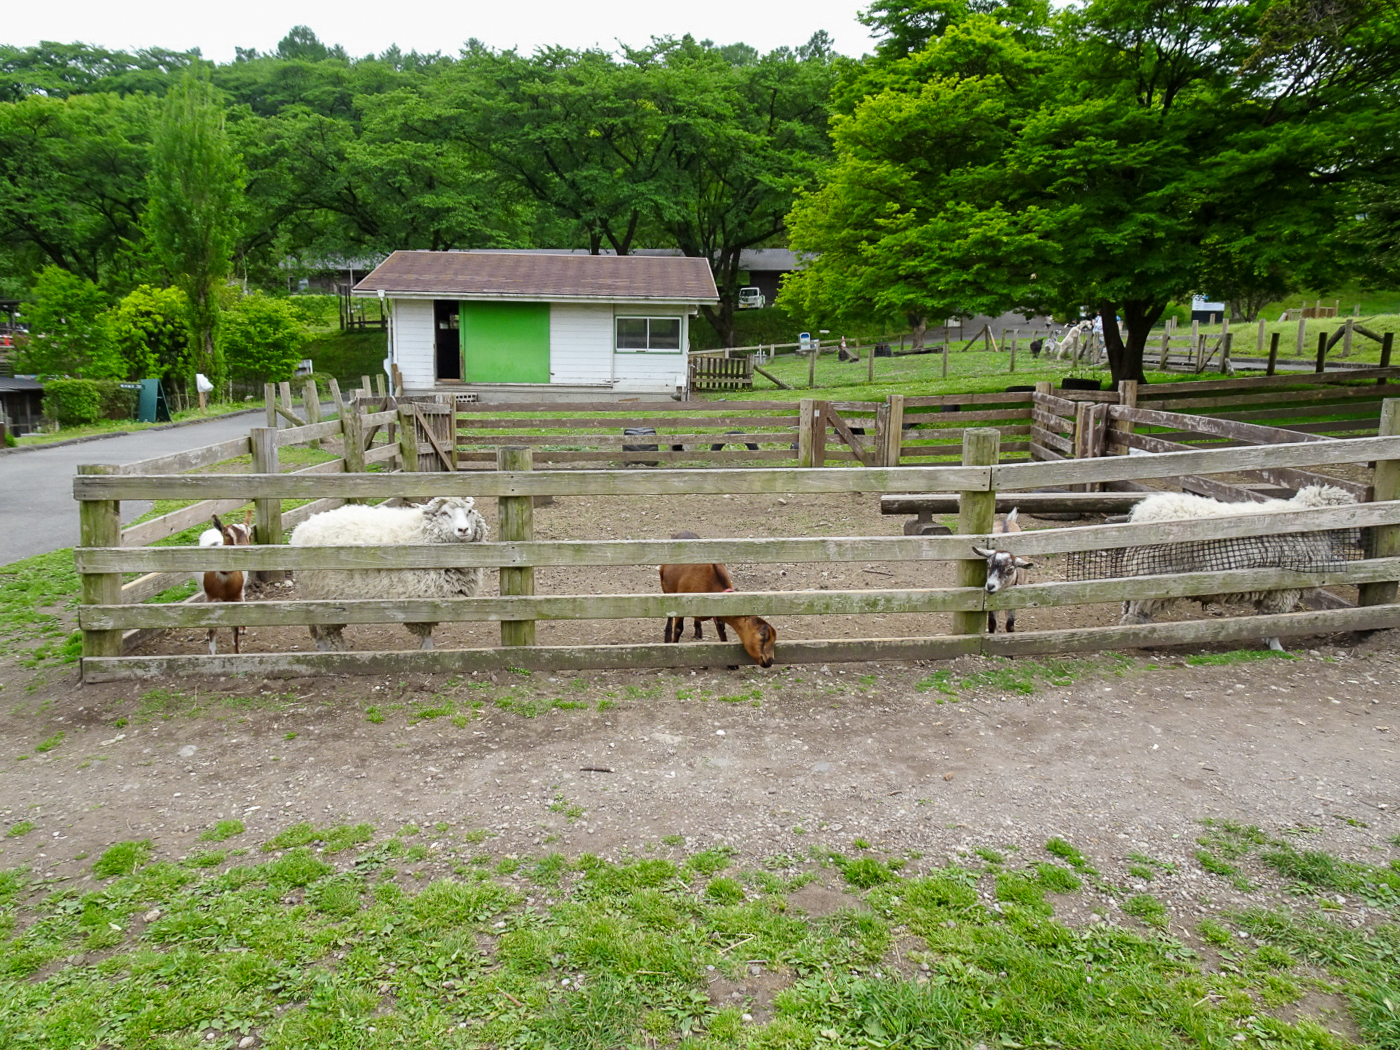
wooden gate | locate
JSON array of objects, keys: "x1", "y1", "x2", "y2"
[
  {"x1": 401, "y1": 399, "x2": 456, "y2": 472},
  {"x1": 689, "y1": 353, "x2": 753, "y2": 392}
]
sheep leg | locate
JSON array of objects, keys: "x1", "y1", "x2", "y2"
[
  {"x1": 310, "y1": 623, "x2": 347, "y2": 652},
  {"x1": 1266, "y1": 636, "x2": 1286, "y2": 652},
  {"x1": 406, "y1": 622, "x2": 435, "y2": 650}
]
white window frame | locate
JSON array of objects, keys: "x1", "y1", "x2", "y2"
[{"x1": 614, "y1": 315, "x2": 684, "y2": 353}]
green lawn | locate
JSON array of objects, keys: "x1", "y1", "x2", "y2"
[{"x1": 0, "y1": 820, "x2": 1395, "y2": 1048}]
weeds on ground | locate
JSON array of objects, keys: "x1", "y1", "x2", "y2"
[
  {"x1": 916, "y1": 654, "x2": 1133, "y2": 699},
  {"x1": 1, "y1": 822, "x2": 1396, "y2": 1048}
]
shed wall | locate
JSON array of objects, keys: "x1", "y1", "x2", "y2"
[
  {"x1": 392, "y1": 299, "x2": 435, "y2": 389},
  {"x1": 548, "y1": 304, "x2": 615, "y2": 384}
]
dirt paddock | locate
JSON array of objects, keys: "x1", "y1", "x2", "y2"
[{"x1": 4, "y1": 485, "x2": 1395, "y2": 968}]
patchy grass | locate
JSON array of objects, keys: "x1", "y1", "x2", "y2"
[
  {"x1": 916, "y1": 654, "x2": 1132, "y2": 699},
  {"x1": 0, "y1": 825, "x2": 1396, "y2": 1048}
]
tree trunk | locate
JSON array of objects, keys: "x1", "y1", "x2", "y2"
[
  {"x1": 1102, "y1": 299, "x2": 1163, "y2": 384},
  {"x1": 907, "y1": 314, "x2": 928, "y2": 350}
]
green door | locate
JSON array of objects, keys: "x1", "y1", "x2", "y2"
[{"x1": 460, "y1": 302, "x2": 550, "y2": 383}]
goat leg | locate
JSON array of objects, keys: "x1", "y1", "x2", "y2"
[
  {"x1": 714, "y1": 620, "x2": 728, "y2": 642},
  {"x1": 986, "y1": 612, "x2": 997, "y2": 634},
  {"x1": 207, "y1": 629, "x2": 218, "y2": 656},
  {"x1": 692, "y1": 618, "x2": 704, "y2": 640}
]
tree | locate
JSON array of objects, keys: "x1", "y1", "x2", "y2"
[
  {"x1": 16, "y1": 265, "x2": 122, "y2": 377},
  {"x1": 110, "y1": 284, "x2": 191, "y2": 382},
  {"x1": 220, "y1": 293, "x2": 306, "y2": 383},
  {"x1": 0, "y1": 92, "x2": 154, "y2": 286},
  {"x1": 143, "y1": 70, "x2": 245, "y2": 389},
  {"x1": 785, "y1": 0, "x2": 1400, "y2": 382}
]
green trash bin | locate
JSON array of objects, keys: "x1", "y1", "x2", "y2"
[{"x1": 137, "y1": 379, "x2": 171, "y2": 423}]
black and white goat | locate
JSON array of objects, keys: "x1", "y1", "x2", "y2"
[{"x1": 972, "y1": 508, "x2": 1034, "y2": 632}]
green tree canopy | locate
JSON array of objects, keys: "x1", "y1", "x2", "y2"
[
  {"x1": 17, "y1": 265, "x2": 122, "y2": 377},
  {"x1": 143, "y1": 70, "x2": 246, "y2": 389},
  {"x1": 785, "y1": 0, "x2": 1400, "y2": 382}
]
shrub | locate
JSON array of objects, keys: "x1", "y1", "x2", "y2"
[
  {"x1": 17, "y1": 266, "x2": 123, "y2": 378},
  {"x1": 41, "y1": 379, "x2": 136, "y2": 425},
  {"x1": 220, "y1": 294, "x2": 308, "y2": 384},
  {"x1": 42, "y1": 378, "x2": 103, "y2": 425},
  {"x1": 283, "y1": 294, "x2": 338, "y2": 328}
]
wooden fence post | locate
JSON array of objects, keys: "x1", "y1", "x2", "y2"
[
  {"x1": 1159, "y1": 328, "x2": 1170, "y2": 370},
  {"x1": 77, "y1": 464, "x2": 123, "y2": 667},
  {"x1": 952, "y1": 429, "x2": 999, "y2": 636},
  {"x1": 1381, "y1": 332, "x2": 1394, "y2": 371},
  {"x1": 327, "y1": 377, "x2": 344, "y2": 419},
  {"x1": 398, "y1": 405, "x2": 418, "y2": 472},
  {"x1": 1341, "y1": 318, "x2": 1354, "y2": 358},
  {"x1": 250, "y1": 427, "x2": 285, "y2": 582},
  {"x1": 1109, "y1": 380, "x2": 1137, "y2": 455},
  {"x1": 1296, "y1": 314, "x2": 1308, "y2": 358},
  {"x1": 797, "y1": 398, "x2": 815, "y2": 468},
  {"x1": 1359, "y1": 399, "x2": 1400, "y2": 610},
  {"x1": 341, "y1": 399, "x2": 367, "y2": 505},
  {"x1": 302, "y1": 379, "x2": 321, "y2": 449},
  {"x1": 361, "y1": 375, "x2": 373, "y2": 397},
  {"x1": 876, "y1": 394, "x2": 905, "y2": 466},
  {"x1": 867, "y1": 338, "x2": 876, "y2": 384},
  {"x1": 1316, "y1": 331, "x2": 1329, "y2": 373},
  {"x1": 497, "y1": 446, "x2": 536, "y2": 647},
  {"x1": 374, "y1": 373, "x2": 386, "y2": 398},
  {"x1": 1221, "y1": 332, "x2": 1233, "y2": 375},
  {"x1": 264, "y1": 383, "x2": 277, "y2": 428},
  {"x1": 1256, "y1": 317, "x2": 1266, "y2": 363},
  {"x1": 807, "y1": 345, "x2": 818, "y2": 389},
  {"x1": 1267, "y1": 332, "x2": 1280, "y2": 376}
]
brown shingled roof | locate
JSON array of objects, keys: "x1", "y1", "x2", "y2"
[{"x1": 353, "y1": 250, "x2": 718, "y2": 302}]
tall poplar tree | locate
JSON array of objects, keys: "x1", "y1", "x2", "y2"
[{"x1": 143, "y1": 69, "x2": 244, "y2": 388}]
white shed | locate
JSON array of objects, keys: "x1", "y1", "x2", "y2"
[{"x1": 352, "y1": 250, "x2": 719, "y2": 401}]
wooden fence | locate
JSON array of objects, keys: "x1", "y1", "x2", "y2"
[
  {"x1": 72, "y1": 402, "x2": 1400, "y2": 679},
  {"x1": 105, "y1": 393, "x2": 401, "y2": 651}
]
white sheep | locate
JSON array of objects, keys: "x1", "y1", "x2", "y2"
[
  {"x1": 1118, "y1": 484, "x2": 1357, "y2": 650},
  {"x1": 290, "y1": 496, "x2": 489, "y2": 651}
]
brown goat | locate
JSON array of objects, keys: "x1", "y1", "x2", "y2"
[
  {"x1": 201, "y1": 511, "x2": 253, "y2": 654},
  {"x1": 659, "y1": 531, "x2": 777, "y2": 667}
]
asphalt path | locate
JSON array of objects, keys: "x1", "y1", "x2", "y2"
[{"x1": 0, "y1": 411, "x2": 276, "y2": 565}]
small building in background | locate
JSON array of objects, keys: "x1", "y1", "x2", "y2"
[
  {"x1": 353, "y1": 251, "x2": 719, "y2": 402},
  {"x1": 1191, "y1": 295, "x2": 1227, "y2": 324},
  {"x1": 0, "y1": 376, "x2": 45, "y2": 436}
]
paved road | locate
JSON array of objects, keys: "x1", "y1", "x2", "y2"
[{"x1": 0, "y1": 412, "x2": 270, "y2": 565}]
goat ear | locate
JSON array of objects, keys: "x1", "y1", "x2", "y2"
[
  {"x1": 1014, "y1": 558, "x2": 1035, "y2": 569},
  {"x1": 971, "y1": 546, "x2": 995, "y2": 559},
  {"x1": 211, "y1": 514, "x2": 225, "y2": 531}
]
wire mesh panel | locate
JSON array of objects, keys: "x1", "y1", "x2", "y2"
[{"x1": 1065, "y1": 529, "x2": 1366, "y2": 582}]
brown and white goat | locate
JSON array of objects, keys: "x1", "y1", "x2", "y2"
[
  {"x1": 971, "y1": 508, "x2": 1033, "y2": 633},
  {"x1": 200, "y1": 511, "x2": 253, "y2": 654},
  {"x1": 659, "y1": 532, "x2": 777, "y2": 667}
]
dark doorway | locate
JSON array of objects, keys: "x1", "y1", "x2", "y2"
[{"x1": 434, "y1": 300, "x2": 461, "y2": 381}]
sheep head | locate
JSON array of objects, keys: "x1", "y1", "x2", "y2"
[{"x1": 422, "y1": 497, "x2": 489, "y2": 543}]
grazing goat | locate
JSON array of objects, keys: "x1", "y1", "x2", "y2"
[
  {"x1": 972, "y1": 508, "x2": 1033, "y2": 633},
  {"x1": 660, "y1": 531, "x2": 777, "y2": 667},
  {"x1": 290, "y1": 497, "x2": 488, "y2": 651},
  {"x1": 1119, "y1": 484, "x2": 1357, "y2": 651},
  {"x1": 200, "y1": 511, "x2": 253, "y2": 655}
]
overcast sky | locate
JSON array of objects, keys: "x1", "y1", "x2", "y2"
[{"x1": 9, "y1": 0, "x2": 877, "y2": 62}]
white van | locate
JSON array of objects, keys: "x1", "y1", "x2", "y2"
[{"x1": 737, "y1": 286, "x2": 766, "y2": 309}]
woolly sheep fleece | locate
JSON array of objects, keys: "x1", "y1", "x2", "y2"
[
  {"x1": 1119, "y1": 484, "x2": 1357, "y2": 628},
  {"x1": 290, "y1": 496, "x2": 489, "y2": 651}
]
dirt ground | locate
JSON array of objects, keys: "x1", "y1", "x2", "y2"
[{"x1": 3, "y1": 489, "x2": 1398, "y2": 956}]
